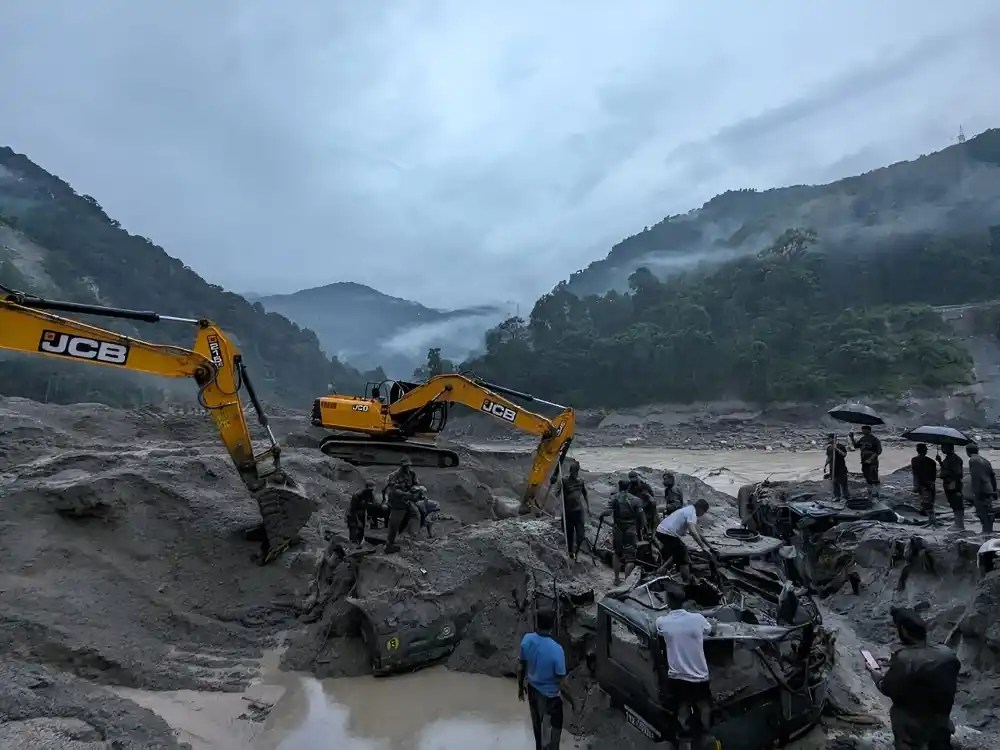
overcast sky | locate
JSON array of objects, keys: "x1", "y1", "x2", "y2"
[{"x1": 3, "y1": 1, "x2": 1000, "y2": 309}]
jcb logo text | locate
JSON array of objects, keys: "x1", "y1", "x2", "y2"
[
  {"x1": 206, "y1": 335, "x2": 225, "y2": 369},
  {"x1": 481, "y1": 399, "x2": 517, "y2": 423},
  {"x1": 352, "y1": 404, "x2": 370, "y2": 412},
  {"x1": 38, "y1": 330, "x2": 129, "y2": 366}
]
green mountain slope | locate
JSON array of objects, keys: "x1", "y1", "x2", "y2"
[
  {"x1": 467, "y1": 130, "x2": 1000, "y2": 407},
  {"x1": 0, "y1": 147, "x2": 367, "y2": 407},
  {"x1": 567, "y1": 129, "x2": 1000, "y2": 297}
]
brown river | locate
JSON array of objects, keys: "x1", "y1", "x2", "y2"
[{"x1": 118, "y1": 445, "x2": 992, "y2": 749}]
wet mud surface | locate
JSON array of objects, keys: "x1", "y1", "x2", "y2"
[{"x1": 2, "y1": 396, "x2": 999, "y2": 749}]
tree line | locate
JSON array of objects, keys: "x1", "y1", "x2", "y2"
[{"x1": 457, "y1": 226, "x2": 1000, "y2": 407}]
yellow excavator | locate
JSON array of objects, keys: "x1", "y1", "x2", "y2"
[
  {"x1": 0, "y1": 285, "x2": 314, "y2": 564},
  {"x1": 311, "y1": 373, "x2": 576, "y2": 513}
]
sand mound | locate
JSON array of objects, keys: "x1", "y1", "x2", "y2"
[{"x1": 0, "y1": 396, "x2": 548, "y2": 746}]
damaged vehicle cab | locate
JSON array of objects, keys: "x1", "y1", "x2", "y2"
[{"x1": 596, "y1": 575, "x2": 832, "y2": 749}]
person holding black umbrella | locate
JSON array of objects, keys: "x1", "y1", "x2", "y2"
[
  {"x1": 850, "y1": 425, "x2": 883, "y2": 499},
  {"x1": 937, "y1": 445, "x2": 965, "y2": 531},
  {"x1": 966, "y1": 444, "x2": 997, "y2": 534}
]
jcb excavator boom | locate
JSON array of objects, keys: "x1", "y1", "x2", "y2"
[
  {"x1": 312, "y1": 374, "x2": 575, "y2": 513},
  {"x1": 0, "y1": 286, "x2": 313, "y2": 563}
]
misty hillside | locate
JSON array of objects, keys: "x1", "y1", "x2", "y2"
[
  {"x1": 254, "y1": 282, "x2": 506, "y2": 377},
  {"x1": 468, "y1": 130, "x2": 1000, "y2": 408},
  {"x1": 566, "y1": 129, "x2": 1000, "y2": 296},
  {"x1": 0, "y1": 147, "x2": 369, "y2": 407}
]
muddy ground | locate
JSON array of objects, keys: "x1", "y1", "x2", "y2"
[
  {"x1": 442, "y1": 395, "x2": 1000, "y2": 450},
  {"x1": 0, "y1": 397, "x2": 537, "y2": 748},
  {"x1": 2, "y1": 396, "x2": 1000, "y2": 749}
]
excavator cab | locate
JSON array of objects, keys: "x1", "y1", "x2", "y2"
[{"x1": 313, "y1": 373, "x2": 576, "y2": 514}]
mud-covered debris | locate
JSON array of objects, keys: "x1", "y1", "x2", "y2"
[
  {"x1": 290, "y1": 516, "x2": 599, "y2": 678},
  {"x1": 237, "y1": 696, "x2": 274, "y2": 723}
]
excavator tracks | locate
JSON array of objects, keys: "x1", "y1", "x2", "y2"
[{"x1": 319, "y1": 435, "x2": 460, "y2": 469}]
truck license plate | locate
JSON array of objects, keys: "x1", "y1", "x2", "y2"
[{"x1": 624, "y1": 705, "x2": 660, "y2": 740}]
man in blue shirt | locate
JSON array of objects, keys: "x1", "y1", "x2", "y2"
[{"x1": 518, "y1": 609, "x2": 575, "y2": 750}]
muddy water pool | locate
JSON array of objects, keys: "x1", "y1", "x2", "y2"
[{"x1": 121, "y1": 667, "x2": 581, "y2": 749}]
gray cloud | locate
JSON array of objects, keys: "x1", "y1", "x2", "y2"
[{"x1": 2, "y1": 1, "x2": 999, "y2": 310}]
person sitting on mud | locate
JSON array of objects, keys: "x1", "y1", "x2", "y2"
[
  {"x1": 628, "y1": 470, "x2": 657, "y2": 536},
  {"x1": 850, "y1": 425, "x2": 882, "y2": 498},
  {"x1": 383, "y1": 456, "x2": 420, "y2": 553},
  {"x1": 346, "y1": 479, "x2": 376, "y2": 546},
  {"x1": 599, "y1": 479, "x2": 645, "y2": 586},
  {"x1": 866, "y1": 606, "x2": 959, "y2": 750},
  {"x1": 654, "y1": 499, "x2": 716, "y2": 583},
  {"x1": 662, "y1": 472, "x2": 685, "y2": 516},
  {"x1": 911, "y1": 443, "x2": 938, "y2": 526},
  {"x1": 824, "y1": 434, "x2": 850, "y2": 501},
  {"x1": 656, "y1": 584, "x2": 715, "y2": 747}
]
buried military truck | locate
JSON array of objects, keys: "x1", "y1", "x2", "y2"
[
  {"x1": 595, "y1": 563, "x2": 834, "y2": 749},
  {"x1": 296, "y1": 510, "x2": 833, "y2": 748}
]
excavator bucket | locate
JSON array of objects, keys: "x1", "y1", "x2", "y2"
[{"x1": 253, "y1": 471, "x2": 316, "y2": 564}]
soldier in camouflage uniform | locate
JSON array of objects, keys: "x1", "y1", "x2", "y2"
[{"x1": 384, "y1": 456, "x2": 419, "y2": 553}]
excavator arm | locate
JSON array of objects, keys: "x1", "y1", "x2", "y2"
[
  {"x1": 388, "y1": 375, "x2": 575, "y2": 512},
  {"x1": 316, "y1": 373, "x2": 575, "y2": 514},
  {"x1": 0, "y1": 289, "x2": 313, "y2": 563}
]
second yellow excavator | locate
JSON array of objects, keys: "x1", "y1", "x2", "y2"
[
  {"x1": 311, "y1": 374, "x2": 576, "y2": 513},
  {"x1": 0, "y1": 285, "x2": 314, "y2": 564}
]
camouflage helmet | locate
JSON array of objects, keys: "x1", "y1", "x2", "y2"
[
  {"x1": 617, "y1": 478, "x2": 630, "y2": 490},
  {"x1": 627, "y1": 470, "x2": 639, "y2": 480},
  {"x1": 400, "y1": 456, "x2": 412, "y2": 467}
]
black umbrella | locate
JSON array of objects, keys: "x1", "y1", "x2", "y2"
[
  {"x1": 827, "y1": 403, "x2": 885, "y2": 426},
  {"x1": 901, "y1": 426, "x2": 972, "y2": 447}
]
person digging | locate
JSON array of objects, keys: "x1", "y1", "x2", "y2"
[{"x1": 654, "y1": 499, "x2": 717, "y2": 583}]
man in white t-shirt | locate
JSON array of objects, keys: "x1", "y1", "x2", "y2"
[
  {"x1": 654, "y1": 499, "x2": 715, "y2": 581},
  {"x1": 656, "y1": 586, "x2": 715, "y2": 743}
]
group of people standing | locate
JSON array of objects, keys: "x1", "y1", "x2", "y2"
[
  {"x1": 827, "y1": 426, "x2": 998, "y2": 531},
  {"x1": 554, "y1": 463, "x2": 714, "y2": 587},
  {"x1": 344, "y1": 456, "x2": 435, "y2": 553},
  {"x1": 825, "y1": 424, "x2": 883, "y2": 500},
  {"x1": 911, "y1": 442, "x2": 997, "y2": 531}
]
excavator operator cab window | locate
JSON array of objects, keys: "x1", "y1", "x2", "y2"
[{"x1": 388, "y1": 381, "x2": 404, "y2": 404}]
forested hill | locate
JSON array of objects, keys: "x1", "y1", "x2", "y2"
[
  {"x1": 566, "y1": 129, "x2": 1000, "y2": 297},
  {"x1": 466, "y1": 130, "x2": 1000, "y2": 407},
  {"x1": 254, "y1": 282, "x2": 505, "y2": 377},
  {"x1": 0, "y1": 147, "x2": 370, "y2": 407}
]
